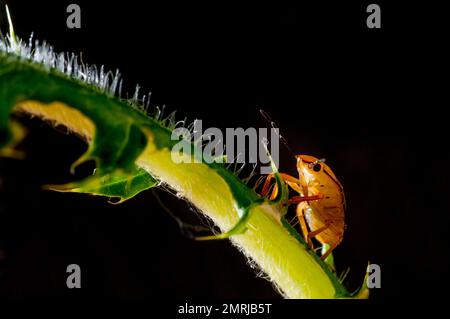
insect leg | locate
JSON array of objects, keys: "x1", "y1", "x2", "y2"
[
  {"x1": 307, "y1": 223, "x2": 330, "y2": 240},
  {"x1": 306, "y1": 221, "x2": 332, "y2": 253},
  {"x1": 261, "y1": 172, "x2": 312, "y2": 210},
  {"x1": 261, "y1": 173, "x2": 303, "y2": 198},
  {"x1": 321, "y1": 243, "x2": 336, "y2": 272},
  {"x1": 301, "y1": 221, "x2": 340, "y2": 261},
  {"x1": 296, "y1": 204, "x2": 313, "y2": 248},
  {"x1": 321, "y1": 241, "x2": 338, "y2": 261},
  {"x1": 269, "y1": 182, "x2": 279, "y2": 200},
  {"x1": 288, "y1": 194, "x2": 324, "y2": 205},
  {"x1": 261, "y1": 174, "x2": 280, "y2": 201},
  {"x1": 261, "y1": 174, "x2": 274, "y2": 197},
  {"x1": 278, "y1": 173, "x2": 301, "y2": 184},
  {"x1": 276, "y1": 173, "x2": 306, "y2": 194},
  {"x1": 285, "y1": 181, "x2": 303, "y2": 195}
]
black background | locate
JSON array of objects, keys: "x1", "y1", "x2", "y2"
[{"x1": 0, "y1": 0, "x2": 448, "y2": 310}]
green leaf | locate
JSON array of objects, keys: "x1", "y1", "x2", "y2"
[{"x1": 45, "y1": 167, "x2": 158, "y2": 203}]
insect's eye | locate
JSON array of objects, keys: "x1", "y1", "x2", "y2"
[{"x1": 312, "y1": 163, "x2": 322, "y2": 172}]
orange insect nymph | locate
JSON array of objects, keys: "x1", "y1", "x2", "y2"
[
  {"x1": 261, "y1": 155, "x2": 346, "y2": 261},
  {"x1": 295, "y1": 155, "x2": 346, "y2": 260}
]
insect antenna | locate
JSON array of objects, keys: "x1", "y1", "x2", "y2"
[
  {"x1": 259, "y1": 109, "x2": 296, "y2": 157},
  {"x1": 259, "y1": 109, "x2": 310, "y2": 197}
]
